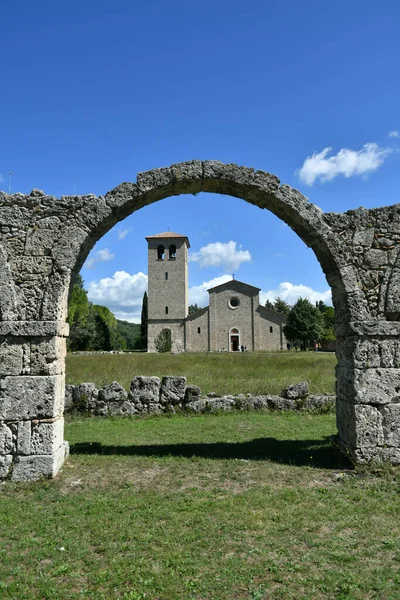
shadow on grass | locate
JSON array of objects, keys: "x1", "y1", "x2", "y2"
[{"x1": 70, "y1": 436, "x2": 351, "y2": 469}]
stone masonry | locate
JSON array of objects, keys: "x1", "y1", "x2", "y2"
[{"x1": 1, "y1": 160, "x2": 400, "y2": 479}]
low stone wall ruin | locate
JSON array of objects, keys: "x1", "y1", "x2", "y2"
[{"x1": 65, "y1": 376, "x2": 335, "y2": 416}]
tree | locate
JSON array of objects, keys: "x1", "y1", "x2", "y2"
[
  {"x1": 67, "y1": 274, "x2": 95, "y2": 351},
  {"x1": 321, "y1": 305, "x2": 335, "y2": 341},
  {"x1": 188, "y1": 303, "x2": 202, "y2": 315},
  {"x1": 138, "y1": 291, "x2": 148, "y2": 350},
  {"x1": 91, "y1": 305, "x2": 117, "y2": 351},
  {"x1": 68, "y1": 274, "x2": 127, "y2": 351},
  {"x1": 273, "y1": 297, "x2": 291, "y2": 316},
  {"x1": 283, "y1": 297, "x2": 324, "y2": 347},
  {"x1": 264, "y1": 299, "x2": 274, "y2": 310},
  {"x1": 154, "y1": 329, "x2": 172, "y2": 353}
]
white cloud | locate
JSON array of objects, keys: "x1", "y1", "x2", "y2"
[
  {"x1": 260, "y1": 281, "x2": 332, "y2": 307},
  {"x1": 189, "y1": 241, "x2": 251, "y2": 271},
  {"x1": 86, "y1": 270, "x2": 332, "y2": 323},
  {"x1": 87, "y1": 270, "x2": 148, "y2": 322},
  {"x1": 297, "y1": 142, "x2": 392, "y2": 186},
  {"x1": 389, "y1": 130, "x2": 399, "y2": 138},
  {"x1": 188, "y1": 275, "x2": 232, "y2": 307},
  {"x1": 117, "y1": 228, "x2": 133, "y2": 240},
  {"x1": 85, "y1": 248, "x2": 115, "y2": 269},
  {"x1": 86, "y1": 270, "x2": 234, "y2": 320}
]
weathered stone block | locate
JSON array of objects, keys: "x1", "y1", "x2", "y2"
[
  {"x1": 129, "y1": 376, "x2": 160, "y2": 405},
  {"x1": 71, "y1": 383, "x2": 98, "y2": 412},
  {"x1": 0, "y1": 339, "x2": 25, "y2": 376},
  {"x1": 98, "y1": 381, "x2": 128, "y2": 403},
  {"x1": 183, "y1": 385, "x2": 201, "y2": 404},
  {"x1": 336, "y1": 337, "x2": 400, "y2": 369},
  {"x1": 160, "y1": 376, "x2": 186, "y2": 405},
  {"x1": 108, "y1": 401, "x2": 137, "y2": 416},
  {"x1": 30, "y1": 418, "x2": 64, "y2": 455},
  {"x1": 305, "y1": 395, "x2": 336, "y2": 411},
  {"x1": 363, "y1": 249, "x2": 388, "y2": 269},
  {"x1": 171, "y1": 161, "x2": 203, "y2": 193},
  {"x1": 281, "y1": 381, "x2": 309, "y2": 399},
  {"x1": 267, "y1": 396, "x2": 296, "y2": 411},
  {"x1": 250, "y1": 396, "x2": 270, "y2": 410},
  {"x1": 336, "y1": 367, "x2": 400, "y2": 405},
  {"x1": 25, "y1": 217, "x2": 61, "y2": 255},
  {"x1": 0, "y1": 455, "x2": 12, "y2": 478},
  {"x1": 353, "y1": 228, "x2": 375, "y2": 247},
  {"x1": 16, "y1": 420, "x2": 31, "y2": 455},
  {"x1": 0, "y1": 422, "x2": 13, "y2": 454},
  {"x1": 380, "y1": 403, "x2": 400, "y2": 447},
  {"x1": 64, "y1": 385, "x2": 74, "y2": 412},
  {"x1": 0, "y1": 321, "x2": 69, "y2": 337},
  {"x1": 352, "y1": 445, "x2": 400, "y2": 465},
  {"x1": 0, "y1": 375, "x2": 64, "y2": 420},
  {"x1": 336, "y1": 400, "x2": 384, "y2": 448},
  {"x1": 93, "y1": 401, "x2": 109, "y2": 417},
  {"x1": 30, "y1": 336, "x2": 66, "y2": 376},
  {"x1": 11, "y1": 441, "x2": 69, "y2": 481}
]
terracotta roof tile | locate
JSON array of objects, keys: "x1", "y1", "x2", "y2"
[{"x1": 146, "y1": 232, "x2": 190, "y2": 247}]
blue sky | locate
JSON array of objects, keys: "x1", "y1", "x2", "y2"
[{"x1": 1, "y1": 0, "x2": 400, "y2": 321}]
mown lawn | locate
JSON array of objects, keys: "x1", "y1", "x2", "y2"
[
  {"x1": 1, "y1": 412, "x2": 400, "y2": 600},
  {"x1": 66, "y1": 350, "x2": 337, "y2": 396}
]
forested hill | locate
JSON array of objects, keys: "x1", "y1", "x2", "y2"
[
  {"x1": 116, "y1": 320, "x2": 141, "y2": 349},
  {"x1": 68, "y1": 274, "x2": 142, "y2": 351}
]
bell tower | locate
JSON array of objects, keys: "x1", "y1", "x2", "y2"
[{"x1": 146, "y1": 232, "x2": 190, "y2": 352}]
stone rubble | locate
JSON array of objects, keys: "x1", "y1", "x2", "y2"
[{"x1": 64, "y1": 376, "x2": 336, "y2": 416}]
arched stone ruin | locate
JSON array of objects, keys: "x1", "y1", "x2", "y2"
[{"x1": 1, "y1": 160, "x2": 400, "y2": 481}]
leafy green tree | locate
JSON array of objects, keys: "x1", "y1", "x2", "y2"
[
  {"x1": 188, "y1": 303, "x2": 202, "y2": 315},
  {"x1": 116, "y1": 320, "x2": 141, "y2": 349},
  {"x1": 68, "y1": 274, "x2": 96, "y2": 351},
  {"x1": 273, "y1": 297, "x2": 291, "y2": 316},
  {"x1": 90, "y1": 305, "x2": 117, "y2": 351},
  {"x1": 264, "y1": 299, "x2": 274, "y2": 310},
  {"x1": 138, "y1": 291, "x2": 148, "y2": 350},
  {"x1": 321, "y1": 305, "x2": 335, "y2": 341},
  {"x1": 154, "y1": 329, "x2": 172, "y2": 353},
  {"x1": 283, "y1": 298, "x2": 324, "y2": 347}
]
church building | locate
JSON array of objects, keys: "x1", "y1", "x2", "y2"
[{"x1": 146, "y1": 232, "x2": 286, "y2": 352}]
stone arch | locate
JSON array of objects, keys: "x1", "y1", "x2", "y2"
[{"x1": 1, "y1": 160, "x2": 399, "y2": 480}]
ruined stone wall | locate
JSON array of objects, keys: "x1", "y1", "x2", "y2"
[{"x1": 1, "y1": 160, "x2": 400, "y2": 480}]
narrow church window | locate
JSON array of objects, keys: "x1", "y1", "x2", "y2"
[
  {"x1": 198, "y1": 327, "x2": 201, "y2": 334},
  {"x1": 165, "y1": 306, "x2": 169, "y2": 315},
  {"x1": 169, "y1": 244, "x2": 177, "y2": 259},
  {"x1": 270, "y1": 326, "x2": 273, "y2": 333},
  {"x1": 165, "y1": 272, "x2": 168, "y2": 280},
  {"x1": 157, "y1": 245, "x2": 165, "y2": 260}
]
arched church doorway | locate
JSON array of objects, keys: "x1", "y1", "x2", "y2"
[{"x1": 229, "y1": 328, "x2": 240, "y2": 352}]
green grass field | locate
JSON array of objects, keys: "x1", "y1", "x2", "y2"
[
  {"x1": 2, "y1": 353, "x2": 399, "y2": 599},
  {"x1": 66, "y1": 350, "x2": 337, "y2": 396},
  {"x1": 1, "y1": 411, "x2": 400, "y2": 599}
]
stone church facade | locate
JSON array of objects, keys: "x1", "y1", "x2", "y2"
[{"x1": 146, "y1": 231, "x2": 286, "y2": 352}]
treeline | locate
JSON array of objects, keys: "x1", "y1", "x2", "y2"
[
  {"x1": 265, "y1": 297, "x2": 335, "y2": 347},
  {"x1": 67, "y1": 275, "x2": 145, "y2": 351}
]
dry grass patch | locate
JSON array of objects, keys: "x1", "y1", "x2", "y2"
[{"x1": 66, "y1": 350, "x2": 336, "y2": 396}]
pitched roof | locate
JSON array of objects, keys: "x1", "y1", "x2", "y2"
[
  {"x1": 207, "y1": 278, "x2": 261, "y2": 294},
  {"x1": 145, "y1": 232, "x2": 190, "y2": 247}
]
